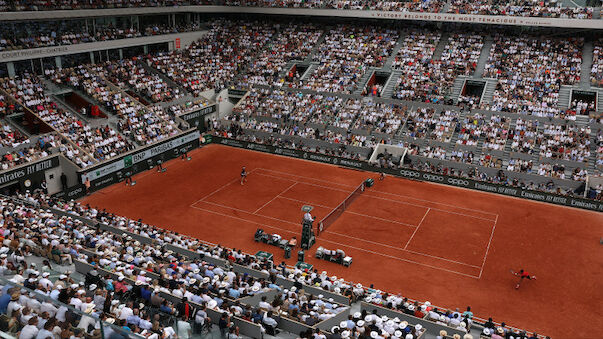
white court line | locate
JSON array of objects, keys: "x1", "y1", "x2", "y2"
[
  {"x1": 253, "y1": 182, "x2": 297, "y2": 214},
  {"x1": 325, "y1": 229, "x2": 481, "y2": 269},
  {"x1": 360, "y1": 192, "x2": 496, "y2": 222},
  {"x1": 258, "y1": 167, "x2": 498, "y2": 218},
  {"x1": 197, "y1": 199, "x2": 479, "y2": 269},
  {"x1": 189, "y1": 204, "x2": 480, "y2": 279},
  {"x1": 255, "y1": 172, "x2": 354, "y2": 194},
  {"x1": 277, "y1": 195, "x2": 417, "y2": 229},
  {"x1": 403, "y1": 249, "x2": 481, "y2": 269},
  {"x1": 368, "y1": 188, "x2": 499, "y2": 218},
  {"x1": 189, "y1": 168, "x2": 258, "y2": 206},
  {"x1": 256, "y1": 168, "x2": 358, "y2": 188},
  {"x1": 200, "y1": 199, "x2": 300, "y2": 225},
  {"x1": 404, "y1": 208, "x2": 430, "y2": 250},
  {"x1": 478, "y1": 214, "x2": 498, "y2": 279},
  {"x1": 99, "y1": 155, "x2": 185, "y2": 194},
  {"x1": 257, "y1": 171, "x2": 495, "y2": 222}
]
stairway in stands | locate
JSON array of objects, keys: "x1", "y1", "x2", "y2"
[
  {"x1": 300, "y1": 63, "x2": 318, "y2": 81},
  {"x1": 473, "y1": 35, "x2": 493, "y2": 77},
  {"x1": 279, "y1": 60, "x2": 299, "y2": 78},
  {"x1": 480, "y1": 79, "x2": 498, "y2": 106},
  {"x1": 449, "y1": 76, "x2": 467, "y2": 104},
  {"x1": 138, "y1": 60, "x2": 191, "y2": 96},
  {"x1": 383, "y1": 33, "x2": 407, "y2": 70},
  {"x1": 352, "y1": 68, "x2": 376, "y2": 95},
  {"x1": 39, "y1": 78, "x2": 71, "y2": 96},
  {"x1": 558, "y1": 85, "x2": 573, "y2": 110},
  {"x1": 432, "y1": 32, "x2": 450, "y2": 61},
  {"x1": 580, "y1": 40, "x2": 594, "y2": 88},
  {"x1": 304, "y1": 31, "x2": 328, "y2": 63},
  {"x1": 446, "y1": 108, "x2": 469, "y2": 148},
  {"x1": 381, "y1": 70, "x2": 403, "y2": 99}
]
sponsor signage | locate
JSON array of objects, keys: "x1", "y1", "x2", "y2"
[
  {"x1": 180, "y1": 105, "x2": 216, "y2": 122},
  {"x1": 81, "y1": 130, "x2": 200, "y2": 189},
  {"x1": 228, "y1": 88, "x2": 248, "y2": 96},
  {"x1": 210, "y1": 136, "x2": 603, "y2": 212},
  {"x1": 0, "y1": 156, "x2": 60, "y2": 187},
  {"x1": 52, "y1": 183, "x2": 86, "y2": 200},
  {"x1": 0, "y1": 31, "x2": 208, "y2": 63},
  {"x1": 1, "y1": 7, "x2": 602, "y2": 30},
  {"x1": 180, "y1": 105, "x2": 217, "y2": 130}
]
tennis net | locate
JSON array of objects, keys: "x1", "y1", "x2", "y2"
[{"x1": 317, "y1": 181, "x2": 365, "y2": 236}]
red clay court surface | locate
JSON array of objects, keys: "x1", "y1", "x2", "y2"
[{"x1": 81, "y1": 144, "x2": 603, "y2": 338}]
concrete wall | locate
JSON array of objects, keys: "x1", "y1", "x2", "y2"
[
  {"x1": 1, "y1": 30, "x2": 208, "y2": 63},
  {"x1": 1, "y1": 6, "x2": 602, "y2": 29}
]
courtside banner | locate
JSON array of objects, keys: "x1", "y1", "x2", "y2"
[
  {"x1": 211, "y1": 135, "x2": 366, "y2": 169},
  {"x1": 81, "y1": 130, "x2": 200, "y2": 190},
  {"x1": 0, "y1": 156, "x2": 59, "y2": 186},
  {"x1": 52, "y1": 183, "x2": 86, "y2": 200},
  {"x1": 179, "y1": 104, "x2": 217, "y2": 130},
  {"x1": 210, "y1": 136, "x2": 603, "y2": 212}
]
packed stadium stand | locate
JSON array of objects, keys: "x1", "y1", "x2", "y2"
[{"x1": 0, "y1": 2, "x2": 603, "y2": 339}]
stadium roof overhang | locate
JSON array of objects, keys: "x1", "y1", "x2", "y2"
[{"x1": 1, "y1": 5, "x2": 603, "y2": 30}]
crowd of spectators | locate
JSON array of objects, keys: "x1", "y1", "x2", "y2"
[
  {"x1": 323, "y1": 0, "x2": 443, "y2": 12},
  {"x1": 591, "y1": 39, "x2": 603, "y2": 87},
  {"x1": 393, "y1": 32, "x2": 483, "y2": 104},
  {"x1": 49, "y1": 66, "x2": 180, "y2": 146},
  {"x1": 449, "y1": 148, "x2": 474, "y2": 164},
  {"x1": 597, "y1": 129, "x2": 603, "y2": 172},
  {"x1": 238, "y1": 24, "x2": 323, "y2": 87},
  {"x1": 149, "y1": 20, "x2": 275, "y2": 97},
  {"x1": 483, "y1": 35, "x2": 583, "y2": 119},
  {"x1": 481, "y1": 114, "x2": 510, "y2": 151},
  {"x1": 404, "y1": 157, "x2": 576, "y2": 196},
  {"x1": 0, "y1": 134, "x2": 60, "y2": 171},
  {"x1": 478, "y1": 152, "x2": 502, "y2": 168},
  {"x1": 391, "y1": 30, "x2": 440, "y2": 102},
  {"x1": 420, "y1": 145, "x2": 447, "y2": 160},
  {"x1": 0, "y1": 20, "x2": 202, "y2": 52},
  {"x1": 231, "y1": 88, "x2": 407, "y2": 138},
  {"x1": 568, "y1": 99, "x2": 595, "y2": 116},
  {"x1": 303, "y1": 25, "x2": 398, "y2": 94},
  {"x1": 3, "y1": 0, "x2": 595, "y2": 22},
  {"x1": 97, "y1": 59, "x2": 185, "y2": 103},
  {"x1": 0, "y1": 197, "x2": 196, "y2": 339},
  {"x1": 505, "y1": 157, "x2": 533, "y2": 173},
  {"x1": 351, "y1": 101, "x2": 406, "y2": 135},
  {"x1": 455, "y1": 113, "x2": 485, "y2": 147},
  {"x1": 428, "y1": 110, "x2": 458, "y2": 142},
  {"x1": 0, "y1": 96, "x2": 30, "y2": 147},
  {"x1": 509, "y1": 118, "x2": 539, "y2": 154},
  {"x1": 537, "y1": 124, "x2": 591, "y2": 163},
  {"x1": 10, "y1": 0, "x2": 210, "y2": 11},
  {"x1": 166, "y1": 98, "x2": 213, "y2": 117},
  {"x1": 402, "y1": 107, "x2": 438, "y2": 139},
  {"x1": 0, "y1": 75, "x2": 133, "y2": 167},
  {"x1": 447, "y1": 0, "x2": 593, "y2": 19},
  {"x1": 0, "y1": 19, "x2": 599, "y2": 200}
]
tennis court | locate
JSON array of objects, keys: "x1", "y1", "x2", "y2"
[
  {"x1": 189, "y1": 167, "x2": 497, "y2": 278},
  {"x1": 82, "y1": 144, "x2": 603, "y2": 338}
]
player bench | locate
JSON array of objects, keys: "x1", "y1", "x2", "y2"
[{"x1": 315, "y1": 246, "x2": 352, "y2": 267}]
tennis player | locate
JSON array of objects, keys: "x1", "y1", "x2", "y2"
[
  {"x1": 240, "y1": 166, "x2": 248, "y2": 185},
  {"x1": 512, "y1": 269, "x2": 536, "y2": 289}
]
